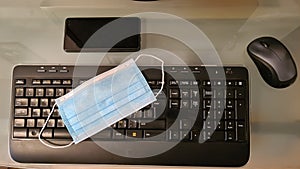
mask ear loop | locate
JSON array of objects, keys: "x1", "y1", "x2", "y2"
[
  {"x1": 38, "y1": 102, "x2": 74, "y2": 148},
  {"x1": 134, "y1": 54, "x2": 165, "y2": 98}
]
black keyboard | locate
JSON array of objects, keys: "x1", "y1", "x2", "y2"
[{"x1": 10, "y1": 65, "x2": 250, "y2": 166}]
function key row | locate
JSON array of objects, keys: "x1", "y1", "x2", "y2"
[
  {"x1": 156, "y1": 80, "x2": 245, "y2": 87},
  {"x1": 202, "y1": 80, "x2": 245, "y2": 87},
  {"x1": 15, "y1": 107, "x2": 60, "y2": 118},
  {"x1": 15, "y1": 79, "x2": 72, "y2": 85},
  {"x1": 36, "y1": 66, "x2": 69, "y2": 73},
  {"x1": 15, "y1": 88, "x2": 72, "y2": 97}
]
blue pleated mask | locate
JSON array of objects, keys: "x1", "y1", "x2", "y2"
[{"x1": 39, "y1": 56, "x2": 164, "y2": 148}]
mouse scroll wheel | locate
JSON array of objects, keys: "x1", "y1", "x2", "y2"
[{"x1": 260, "y1": 41, "x2": 270, "y2": 48}]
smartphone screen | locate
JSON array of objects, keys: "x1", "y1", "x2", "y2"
[{"x1": 64, "y1": 17, "x2": 141, "y2": 52}]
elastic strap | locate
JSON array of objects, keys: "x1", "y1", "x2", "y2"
[
  {"x1": 38, "y1": 103, "x2": 74, "y2": 149},
  {"x1": 134, "y1": 54, "x2": 165, "y2": 98}
]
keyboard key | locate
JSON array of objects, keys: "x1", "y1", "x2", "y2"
[
  {"x1": 117, "y1": 120, "x2": 127, "y2": 128},
  {"x1": 180, "y1": 119, "x2": 192, "y2": 130},
  {"x1": 191, "y1": 89, "x2": 199, "y2": 98},
  {"x1": 41, "y1": 129, "x2": 53, "y2": 138},
  {"x1": 37, "y1": 68, "x2": 46, "y2": 73},
  {"x1": 226, "y1": 89, "x2": 235, "y2": 99},
  {"x1": 56, "y1": 119, "x2": 65, "y2": 127},
  {"x1": 203, "y1": 110, "x2": 214, "y2": 120},
  {"x1": 128, "y1": 120, "x2": 138, "y2": 128},
  {"x1": 52, "y1": 80, "x2": 61, "y2": 85},
  {"x1": 112, "y1": 130, "x2": 125, "y2": 139},
  {"x1": 200, "y1": 130, "x2": 213, "y2": 141},
  {"x1": 216, "y1": 121, "x2": 225, "y2": 130},
  {"x1": 203, "y1": 80, "x2": 211, "y2": 86},
  {"x1": 236, "y1": 89, "x2": 245, "y2": 99},
  {"x1": 139, "y1": 120, "x2": 165, "y2": 129},
  {"x1": 42, "y1": 80, "x2": 51, "y2": 85},
  {"x1": 46, "y1": 88, "x2": 54, "y2": 97},
  {"x1": 169, "y1": 80, "x2": 178, "y2": 86},
  {"x1": 226, "y1": 100, "x2": 234, "y2": 109},
  {"x1": 26, "y1": 119, "x2": 35, "y2": 127},
  {"x1": 66, "y1": 88, "x2": 72, "y2": 93},
  {"x1": 15, "y1": 79, "x2": 25, "y2": 85},
  {"x1": 60, "y1": 69, "x2": 69, "y2": 73},
  {"x1": 35, "y1": 88, "x2": 44, "y2": 97},
  {"x1": 179, "y1": 81, "x2": 190, "y2": 86},
  {"x1": 144, "y1": 130, "x2": 166, "y2": 140},
  {"x1": 169, "y1": 89, "x2": 179, "y2": 98},
  {"x1": 180, "y1": 89, "x2": 190, "y2": 98},
  {"x1": 237, "y1": 121, "x2": 246, "y2": 141},
  {"x1": 40, "y1": 98, "x2": 49, "y2": 107},
  {"x1": 47, "y1": 119, "x2": 55, "y2": 127},
  {"x1": 203, "y1": 88, "x2": 213, "y2": 98},
  {"x1": 203, "y1": 121, "x2": 215, "y2": 130},
  {"x1": 25, "y1": 88, "x2": 34, "y2": 97},
  {"x1": 15, "y1": 98, "x2": 28, "y2": 107},
  {"x1": 215, "y1": 89, "x2": 225, "y2": 98},
  {"x1": 32, "y1": 109, "x2": 41, "y2": 117},
  {"x1": 181, "y1": 100, "x2": 189, "y2": 109},
  {"x1": 226, "y1": 131, "x2": 236, "y2": 141},
  {"x1": 226, "y1": 81, "x2": 234, "y2": 86},
  {"x1": 168, "y1": 130, "x2": 180, "y2": 141},
  {"x1": 126, "y1": 130, "x2": 142, "y2": 139},
  {"x1": 236, "y1": 81, "x2": 244, "y2": 86},
  {"x1": 30, "y1": 98, "x2": 39, "y2": 107},
  {"x1": 15, "y1": 88, "x2": 24, "y2": 97},
  {"x1": 15, "y1": 108, "x2": 28, "y2": 117},
  {"x1": 42, "y1": 109, "x2": 51, "y2": 117},
  {"x1": 28, "y1": 128, "x2": 40, "y2": 138},
  {"x1": 49, "y1": 69, "x2": 57, "y2": 73},
  {"x1": 56, "y1": 88, "x2": 64, "y2": 97},
  {"x1": 131, "y1": 110, "x2": 143, "y2": 118},
  {"x1": 190, "y1": 130, "x2": 200, "y2": 142},
  {"x1": 203, "y1": 99, "x2": 212, "y2": 109},
  {"x1": 225, "y1": 110, "x2": 235, "y2": 120},
  {"x1": 236, "y1": 100, "x2": 246, "y2": 120},
  {"x1": 50, "y1": 99, "x2": 56, "y2": 107},
  {"x1": 215, "y1": 100, "x2": 224, "y2": 109},
  {"x1": 215, "y1": 110, "x2": 224, "y2": 119},
  {"x1": 32, "y1": 80, "x2": 41, "y2": 85},
  {"x1": 169, "y1": 99, "x2": 180, "y2": 108},
  {"x1": 191, "y1": 100, "x2": 200, "y2": 109},
  {"x1": 180, "y1": 130, "x2": 190, "y2": 141},
  {"x1": 37, "y1": 119, "x2": 45, "y2": 127},
  {"x1": 14, "y1": 119, "x2": 25, "y2": 127},
  {"x1": 62, "y1": 80, "x2": 72, "y2": 85},
  {"x1": 53, "y1": 109, "x2": 60, "y2": 117},
  {"x1": 144, "y1": 109, "x2": 154, "y2": 118},
  {"x1": 226, "y1": 120, "x2": 235, "y2": 130},
  {"x1": 147, "y1": 80, "x2": 156, "y2": 86},
  {"x1": 13, "y1": 128, "x2": 27, "y2": 138},
  {"x1": 54, "y1": 129, "x2": 71, "y2": 139}
]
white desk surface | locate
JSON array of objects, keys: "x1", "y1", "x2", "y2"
[{"x1": 1, "y1": 0, "x2": 300, "y2": 168}]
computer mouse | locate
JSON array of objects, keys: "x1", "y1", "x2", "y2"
[{"x1": 247, "y1": 36, "x2": 297, "y2": 88}]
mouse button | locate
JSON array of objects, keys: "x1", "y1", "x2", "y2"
[
  {"x1": 248, "y1": 42, "x2": 271, "y2": 57},
  {"x1": 253, "y1": 59, "x2": 276, "y2": 85},
  {"x1": 277, "y1": 59, "x2": 297, "y2": 82}
]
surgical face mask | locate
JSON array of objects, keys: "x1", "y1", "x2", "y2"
[{"x1": 39, "y1": 55, "x2": 164, "y2": 148}]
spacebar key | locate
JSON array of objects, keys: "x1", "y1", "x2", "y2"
[
  {"x1": 139, "y1": 120, "x2": 166, "y2": 129},
  {"x1": 54, "y1": 129, "x2": 71, "y2": 139}
]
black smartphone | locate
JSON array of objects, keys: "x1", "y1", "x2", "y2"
[{"x1": 64, "y1": 17, "x2": 141, "y2": 52}]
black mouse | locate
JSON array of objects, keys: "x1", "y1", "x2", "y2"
[{"x1": 247, "y1": 36, "x2": 297, "y2": 88}]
